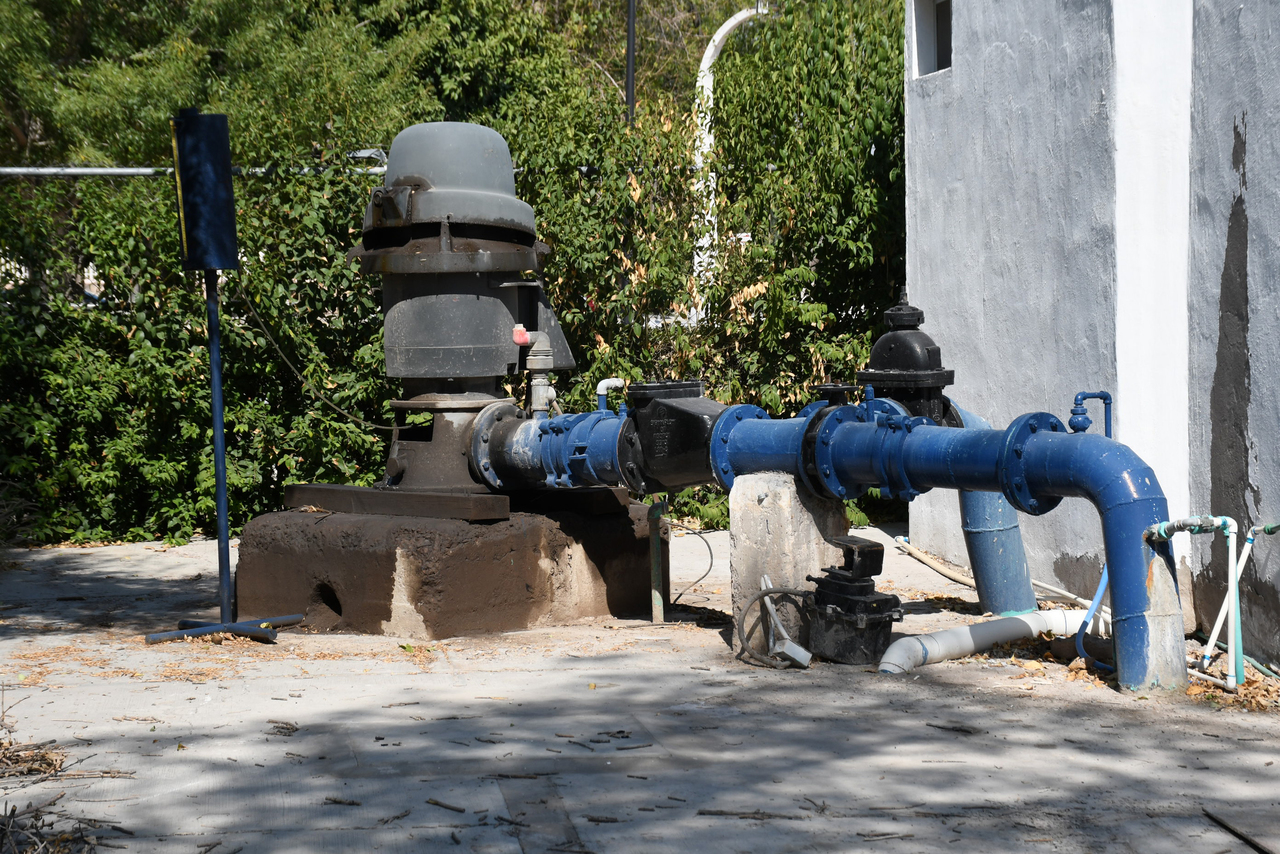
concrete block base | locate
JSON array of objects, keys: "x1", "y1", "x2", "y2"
[
  {"x1": 729, "y1": 473, "x2": 847, "y2": 655},
  {"x1": 235, "y1": 504, "x2": 668, "y2": 640}
]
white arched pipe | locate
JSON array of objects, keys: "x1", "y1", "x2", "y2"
[
  {"x1": 879, "y1": 610, "x2": 1093, "y2": 675},
  {"x1": 692, "y1": 4, "x2": 769, "y2": 313},
  {"x1": 595, "y1": 377, "x2": 624, "y2": 411}
]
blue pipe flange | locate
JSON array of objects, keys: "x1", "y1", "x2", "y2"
[
  {"x1": 872, "y1": 413, "x2": 935, "y2": 500},
  {"x1": 811, "y1": 398, "x2": 911, "y2": 499},
  {"x1": 811, "y1": 405, "x2": 864, "y2": 498},
  {"x1": 864, "y1": 396, "x2": 910, "y2": 420},
  {"x1": 797, "y1": 400, "x2": 827, "y2": 419},
  {"x1": 795, "y1": 401, "x2": 835, "y2": 497},
  {"x1": 998, "y1": 412, "x2": 1067, "y2": 515},
  {"x1": 709, "y1": 404, "x2": 769, "y2": 490},
  {"x1": 468, "y1": 401, "x2": 529, "y2": 491}
]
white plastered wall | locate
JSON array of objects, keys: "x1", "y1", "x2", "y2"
[{"x1": 1113, "y1": 0, "x2": 1194, "y2": 557}]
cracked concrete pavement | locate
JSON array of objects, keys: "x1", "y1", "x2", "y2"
[{"x1": 1, "y1": 523, "x2": 1278, "y2": 852}]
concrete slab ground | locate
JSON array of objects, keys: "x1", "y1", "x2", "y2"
[{"x1": 2, "y1": 525, "x2": 1278, "y2": 853}]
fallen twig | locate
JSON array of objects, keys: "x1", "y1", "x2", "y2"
[
  {"x1": 427, "y1": 798, "x2": 466, "y2": 813},
  {"x1": 697, "y1": 808, "x2": 806, "y2": 821}
]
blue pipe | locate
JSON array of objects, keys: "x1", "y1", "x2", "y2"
[
  {"x1": 711, "y1": 405, "x2": 807, "y2": 490},
  {"x1": 1075, "y1": 564, "x2": 1114, "y2": 672},
  {"x1": 1016, "y1": 426, "x2": 1181, "y2": 688},
  {"x1": 1070, "y1": 390, "x2": 1112, "y2": 438},
  {"x1": 951, "y1": 405, "x2": 1036, "y2": 617},
  {"x1": 473, "y1": 404, "x2": 628, "y2": 491},
  {"x1": 539, "y1": 410, "x2": 627, "y2": 488},
  {"x1": 715, "y1": 404, "x2": 1185, "y2": 691}
]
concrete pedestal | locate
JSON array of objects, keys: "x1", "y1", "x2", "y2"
[
  {"x1": 235, "y1": 504, "x2": 668, "y2": 640},
  {"x1": 729, "y1": 473, "x2": 848, "y2": 655}
]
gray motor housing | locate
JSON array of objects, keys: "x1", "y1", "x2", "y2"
[
  {"x1": 382, "y1": 273, "x2": 575, "y2": 379},
  {"x1": 349, "y1": 122, "x2": 574, "y2": 380}
]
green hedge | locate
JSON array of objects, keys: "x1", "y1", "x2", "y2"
[{"x1": 0, "y1": 0, "x2": 904, "y2": 542}]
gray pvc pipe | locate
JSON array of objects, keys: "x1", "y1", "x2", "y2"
[{"x1": 879, "y1": 609, "x2": 1092, "y2": 674}]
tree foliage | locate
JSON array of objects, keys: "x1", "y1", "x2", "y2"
[{"x1": 0, "y1": 0, "x2": 903, "y2": 541}]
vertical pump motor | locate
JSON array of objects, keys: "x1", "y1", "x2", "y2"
[{"x1": 347, "y1": 122, "x2": 576, "y2": 491}]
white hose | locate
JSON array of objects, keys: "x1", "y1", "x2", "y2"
[
  {"x1": 894, "y1": 536, "x2": 1112, "y2": 629},
  {"x1": 894, "y1": 537, "x2": 975, "y2": 587},
  {"x1": 879, "y1": 609, "x2": 1091, "y2": 674}
]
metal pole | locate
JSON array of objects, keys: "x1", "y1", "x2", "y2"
[
  {"x1": 626, "y1": 0, "x2": 637, "y2": 123},
  {"x1": 145, "y1": 108, "x2": 306, "y2": 646},
  {"x1": 204, "y1": 269, "x2": 233, "y2": 625},
  {"x1": 648, "y1": 500, "x2": 666, "y2": 622}
]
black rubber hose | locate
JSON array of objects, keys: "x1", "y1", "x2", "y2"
[
  {"x1": 735, "y1": 587, "x2": 813, "y2": 669},
  {"x1": 669, "y1": 522, "x2": 715, "y2": 605}
]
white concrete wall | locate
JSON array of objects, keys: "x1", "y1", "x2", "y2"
[
  {"x1": 904, "y1": 0, "x2": 1117, "y2": 595},
  {"x1": 1112, "y1": 0, "x2": 1193, "y2": 560},
  {"x1": 1187, "y1": 0, "x2": 1280, "y2": 664},
  {"x1": 904, "y1": 0, "x2": 1280, "y2": 665}
]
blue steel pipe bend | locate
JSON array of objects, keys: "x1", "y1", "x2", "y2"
[{"x1": 713, "y1": 403, "x2": 1187, "y2": 691}]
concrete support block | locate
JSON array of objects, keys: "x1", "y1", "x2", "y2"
[
  {"x1": 235, "y1": 505, "x2": 667, "y2": 640},
  {"x1": 729, "y1": 473, "x2": 847, "y2": 655},
  {"x1": 1116, "y1": 553, "x2": 1189, "y2": 691},
  {"x1": 1176, "y1": 556, "x2": 1197, "y2": 636}
]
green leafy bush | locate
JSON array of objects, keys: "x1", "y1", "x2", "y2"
[{"x1": 0, "y1": 0, "x2": 904, "y2": 541}]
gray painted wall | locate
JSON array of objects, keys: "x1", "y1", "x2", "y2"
[
  {"x1": 1188, "y1": 1, "x2": 1280, "y2": 664},
  {"x1": 904, "y1": 0, "x2": 1117, "y2": 595}
]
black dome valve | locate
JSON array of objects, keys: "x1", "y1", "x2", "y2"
[{"x1": 856, "y1": 298, "x2": 955, "y2": 424}]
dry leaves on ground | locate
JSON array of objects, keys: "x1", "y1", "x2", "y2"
[
  {"x1": 1187, "y1": 665, "x2": 1279, "y2": 712},
  {"x1": 0, "y1": 738, "x2": 64, "y2": 779}
]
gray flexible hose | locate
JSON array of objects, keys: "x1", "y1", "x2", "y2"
[{"x1": 735, "y1": 587, "x2": 812, "y2": 669}]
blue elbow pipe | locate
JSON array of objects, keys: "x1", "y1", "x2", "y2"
[
  {"x1": 1014, "y1": 426, "x2": 1182, "y2": 689},
  {"x1": 715, "y1": 404, "x2": 1186, "y2": 691},
  {"x1": 950, "y1": 405, "x2": 1036, "y2": 617}
]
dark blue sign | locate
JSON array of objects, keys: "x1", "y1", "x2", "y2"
[{"x1": 171, "y1": 109, "x2": 239, "y2": 271}]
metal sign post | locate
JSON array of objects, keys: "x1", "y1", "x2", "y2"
[{"x1": 146, "y1": 108, "x2": 302, "y2": 644}]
